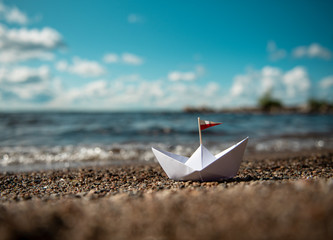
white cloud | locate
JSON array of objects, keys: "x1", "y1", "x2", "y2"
[
  {"x1": 56, "y1": 57, "x2": 106, "y2": 77},
  {"x1": 0, "y1": 49, "x2": 54, "y2": 63},
  {"x1": 0, "y1": 24, "x2": 63, "y2": 63},
  {"x1": 319, "y1": 75, "x2": 333, "y2": 101},
  {"x1": 261, "y1": 66, "x2": 283, "y2": 92},
  {"x1": 0, "y1": 69, "x2": 220, "y2": 110},
  {"x1": 85, "y1": 81, "x2": 108, "y2": 97},
  {"x1": 63, "y1": 80, "x2": 108, "y2": 103},
  {"x1": 229, "y1": 66, "x2": 311, "y2": 106},
  {"x1": 267, "y1": 41, "x2": 332, "y2": 61},
  {"x1": 230, "y1": 74, "x2": 252, "y2": 97},
  {"x1": 168, "y1": 71, "x2": 196, "y2": 81},
  {"x1": 103, "y1": 52, "x2": 144, "y2": 65},
  {"x1": 44, "y1": 73, "x2": 223, "y2": 110},
  {"x1": 121, "y1": 53, "x2": 144, "y2": 65},
  {"x1": 5, "y1": 7, "x2": 28, "y2": 24},
  {"x1": 205, "y1": 82, "x2": 219, "y2": 95},
  {"x1": 319, "y1": 75, "x2": 333, "y2": 88},
  {"x1": 103, "y1": 53, "x2": 119, "y2": 63},
  {"x1": 0, "y1": 2, "x2": 28, "y2": 25},
  {"x1": 55, "y1": 60, "x2": 68, "y2": 71},
  {"x1": 3, "y1": 25, "x2": 63, "y2": 49},
  {"x1": 127, "y1": 14, "x2": 143, "y2": 23},
  {"x1": 69, "y1": 58, "x2": 105, "y2": 77},
  {"x1": 0, "y1": 64, "x2": 325, "y2": 110},
  {"x1": 283, "y1": 67, "x2": 310, "y2": 98},
  {"x1": 168, "y1": 65, "x2": 205, "y2": 81},
  {"x1": 0, "y1": 65, "x2": 53, "y2": 102},
  {"x1": 267, "y1": 41, "x2": 287, "y2": 61},
  {"x1": 0, "y1": 65, "x2": 50, "y2": 84},
  {"x1": 292, "y1": 43, "x2": 332, "y2": 60}
]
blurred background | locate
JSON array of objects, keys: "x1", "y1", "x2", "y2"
[{"x1": 0, "y1": 0, "x2": 332, "y2": 171}]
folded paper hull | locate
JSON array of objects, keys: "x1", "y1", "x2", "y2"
[{"x1": 152, "y1": 137, "x2": 248, "y2": 181}]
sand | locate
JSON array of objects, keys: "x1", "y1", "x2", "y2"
[{"x1": 0, "y1": 150, "x2": 333, "y2": 240}]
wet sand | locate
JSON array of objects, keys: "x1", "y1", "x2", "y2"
[{"x1": 1, "y1": 150, "x2": 333, "y2": 240}]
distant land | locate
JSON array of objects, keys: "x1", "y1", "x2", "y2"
[{"x1": 183, "y1": 100, "x2": 333, "y2": 114}]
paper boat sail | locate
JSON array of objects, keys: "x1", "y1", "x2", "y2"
[{"x1": 152, "y1": 137, "x2": 248, "y2": 181}]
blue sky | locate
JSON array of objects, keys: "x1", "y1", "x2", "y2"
[{"x1": 0, "y1": 0, "x2": 333, "y2": 111}]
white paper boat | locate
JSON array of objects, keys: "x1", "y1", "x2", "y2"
[{"x1": 152, "y1": 137, "x2": 248, "y2": 181}]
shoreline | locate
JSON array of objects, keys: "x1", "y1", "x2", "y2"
[
  {"x1": 1, "y1": 150, "x2": 332, "y2": 239},
  {"x1": 1, "y1": 147, "x2": 332, "y2": 174}
]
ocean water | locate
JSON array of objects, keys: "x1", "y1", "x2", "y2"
[{"x1": 0, "y1": 112, "x2": 332, "y2": 172}]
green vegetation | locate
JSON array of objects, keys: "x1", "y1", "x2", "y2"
[
  {"x1": 258, "y1": 91, "x2": 283, "y2": 112},
  {"x1": 183, "y1": 106, "x2": 215, "y2": 113},
  {"x1": 307, "y1": 98, "x2": 333, "y2": 113}
]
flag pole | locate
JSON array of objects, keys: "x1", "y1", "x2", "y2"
[{"x1": 198, "y1": 117, "x2": 202, "y2": 145}]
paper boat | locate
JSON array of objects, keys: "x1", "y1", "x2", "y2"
[{"x1": 152, "y1": 137, "x2": 248, "y2": 181}]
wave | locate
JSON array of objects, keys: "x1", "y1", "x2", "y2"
[
  {"x1": 1, "y1": 135, "x2": 332, "y2": 172},
  {"x1": 0, "y1": 112, "x2": 332, "y2": 172}
]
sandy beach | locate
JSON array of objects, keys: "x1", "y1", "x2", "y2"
[{"x1": 1, "y1": 150, "x2": 332, "y2": 240}]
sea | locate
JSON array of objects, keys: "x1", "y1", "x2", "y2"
[{"x1": 0, "y1": 112, "x2": 332, "y2": 172}]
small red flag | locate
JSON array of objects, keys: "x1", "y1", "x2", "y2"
[{"x1": 199, "y1": 119, "x2": 222, "y2": 131}]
